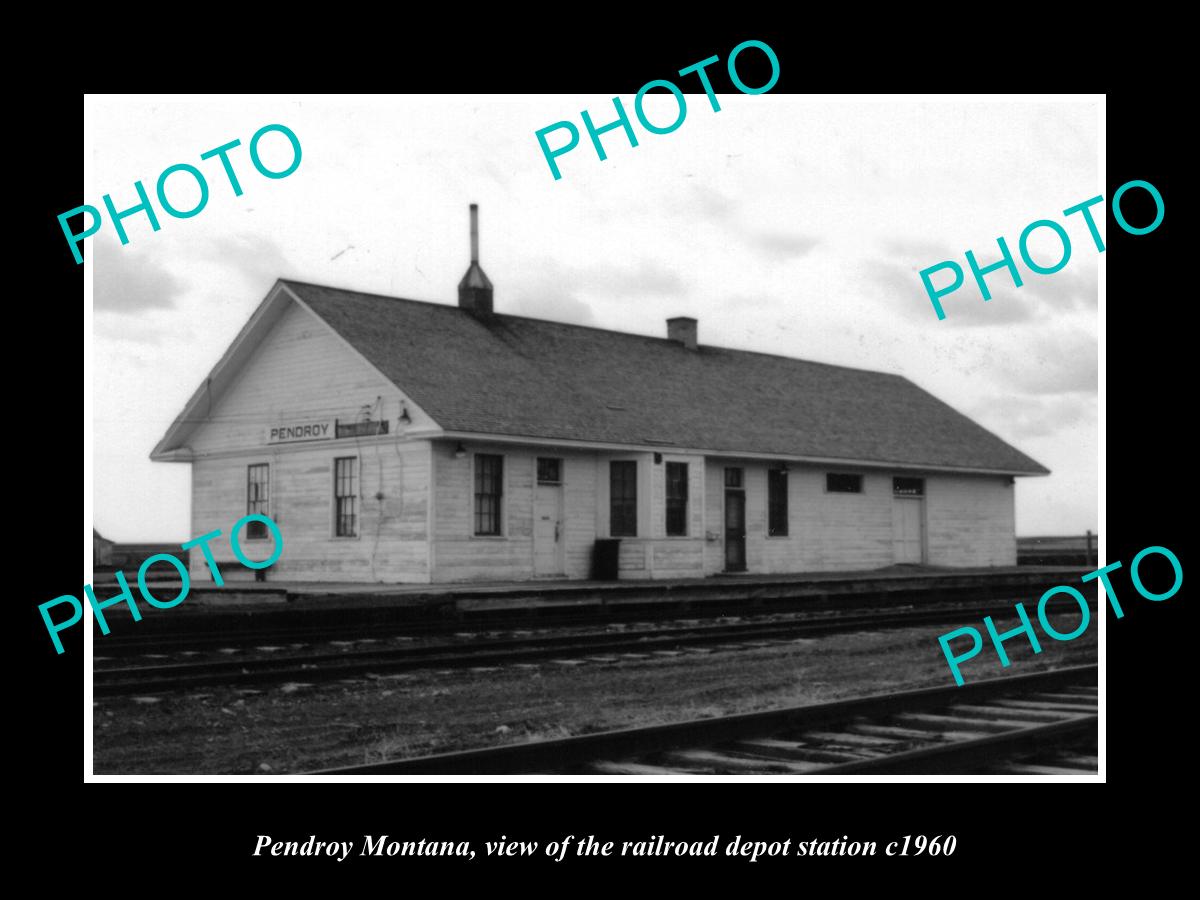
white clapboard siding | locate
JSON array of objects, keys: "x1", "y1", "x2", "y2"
[
  {"x1": 183, "y1": 297, "x2": 434, "y2": 582},
  {"x1": 190, "y1": 442, "x2": 432, "y2": 583},
  {"x1": 188, "y1": 299, "x2": 424, "y2": 456},
  {"x1": 925, "y1": 475, "x2": 1016, "y2": 566},
  {"x1": 431, "y1": 442, "x2": 599, "y2": 583},
  {"x1": 700, "y1": 462, "x2": 1015, "y2": 575}
]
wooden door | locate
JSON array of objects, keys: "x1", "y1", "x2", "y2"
[
  {"x1": 892, "y1": 496, "x2": 924, "y2": 564},
  {"x1": 724, "y1": 489, "x2": 747, "y2": 572},
  {"x1": 534, "y1": 459, "x2": 565, "y2": 576}
]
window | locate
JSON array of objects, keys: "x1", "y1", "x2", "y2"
[
  {"x1": 894, "y1": 476, "x2": 925, "y2": 496},
  {"x1": 610, "y1": 460, "x2": 638, "y2": 537},
  {"x1": 768, "y1": 468, "x2": 788, "y2": 536},
  {"x1": 536, "y1": 457, "x2": 562, "y2": 485},
  {"x1": 474, "y1": 454, "x2": 504, "y2": 535},
  {"x1": 665, "y1": 462, "x2": 688, "y2": 536},
  {"x1": 725, "y1": 467, "x2": 743, "y2": 488},
  {"x1": 334, "y1": 457, "x2": 358, "y2": 537},
  {"x1": 246, "y1": 464, "x2": 270, "y2": 539},
  {"x1": 826, "y1": 473, "x2": 863, "y2": 493}
]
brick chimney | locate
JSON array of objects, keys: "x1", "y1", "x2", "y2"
[
  {"x1": 667, "y1": 316, "x2": 698, "y2": 350},
  {"x1": 458, "y1": 203, "x2": 494, "y2": 314}
]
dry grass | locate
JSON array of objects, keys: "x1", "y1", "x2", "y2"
[{"x1": 93, "y1": 620, "x2": 1097, "y2": 774}]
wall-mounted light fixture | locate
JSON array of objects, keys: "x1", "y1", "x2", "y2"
[
  {"x1": 454, "y1": 442, "x2": 467, "y2": 459},
  {"x1": 780, "y1": 462, "x2": 790, "y2": 474},
  {"x1": 399, "y1": 403, "x2": 412, "y2": 425}
]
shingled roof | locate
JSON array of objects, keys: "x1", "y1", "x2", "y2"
[{"x1": 284, "y1": 280, "x2": 1046, "y2": 475}]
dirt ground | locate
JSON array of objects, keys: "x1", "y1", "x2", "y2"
[{"x1": 92, "y1": 621, "x2": 1098, "y2": 774}]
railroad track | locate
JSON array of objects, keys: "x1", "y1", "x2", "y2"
[
  {"x1": 311, "y1": 664, "x2": 1098, "y2": 775},
  {"x1": 92, "y1": 602, "x2": 1052, "y2": 697}
]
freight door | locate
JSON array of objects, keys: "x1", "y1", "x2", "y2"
[{"x1": 892, "y1": 496, "x2": 925, "y2": 564}]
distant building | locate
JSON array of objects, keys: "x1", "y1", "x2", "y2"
[
  {"x1": 93, "y1": 529, "x2": 114, "y2": 567},
  {"x1": 152, "y1": 206, "x2": 1047, "y2": 584}
]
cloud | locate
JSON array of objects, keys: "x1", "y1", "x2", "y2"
[
  {"x1": 866, "y1": 238, "x2": 1098, "y2": 326},
  {"x1": 1004, "y1": 330, "x2": 1098, "y2": 395},
  {"x1": 94, "y1": 235, "x2": 186, "y2": 315},
  {"x1": 861, "y1": 259, "x2": 1042, "y2": 327},
  {"x1": 970, "y1": 392, "x2": 1095, "y2": 442},
  {"x1": 882, "y1": 238, "x2": 959, "y2": 260},
  {"x1": 746, "y1": 233, "x2": 820, "y2": 261},
  {"x1": 689, "y1": 183, "x2": 736, "y2": 220},
  {"x1": 527, "y1": 256, "x2": 686, "y2": 300},
  {"x1": 93, "y1": 316, "x2": 163, "y2": 347},
  {"x1": 194, "y1": 233, "x2": 292, "y2": 288},
  {"x1": 1021, "y1": 260, "x2": 1097, "y2": 312},
  {"x1": 595, "y1": 258, "x2": 685, "y2": 296},
  {"x1": 861, "y1": 255, "x2": 1101, "y2": 328},
  {"x1": 508, "y1": 289, "x2": 596, "y2": 325}
]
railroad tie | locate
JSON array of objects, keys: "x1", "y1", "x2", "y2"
[
  {"x1": 656, "y1": 748, "x2": 821, "y2": 774},
  {"x1": 1051, "y1": 753, "x2": 1099, "y2": 769},
  {"x1": 997, "y1": 763, "x2": 1094, "y2": 776},
  {"x1": 896, "y1": 712, "x2": 1034, "y2": 732},
  {"x1": 1028, "y1": 691, "x2": 1099, "y2": 703},
  {"x1": 732, "y1": 738, "x2": 865, "y2": 765},
  {"x1": 990, "y1": 699, "x2": 1098, "y2": 714},
  {"x1": 585, "y1": 760, "x2": 683, "y2": 776},
  {"x1": 847, "y1": 723, "x2": 945, "y2": 741},
  {"x1": 948, "y1": 704, "x2": 1072, "y2": 723}
]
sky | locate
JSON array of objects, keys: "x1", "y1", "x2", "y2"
[{"x1": 86, "y1": 95, "x2": 1100, "y2": 542}]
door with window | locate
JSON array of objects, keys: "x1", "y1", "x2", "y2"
[
  {"x1": 724, "y1": 467, "x2": 746, "y2": 572},
  {"x1": 534, "y1": 457, "x2": 565, "y2": 576}
]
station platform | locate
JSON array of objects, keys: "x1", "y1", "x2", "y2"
[{"x1": 91, "y1": 564, "x2": 1092, "y2": 635}]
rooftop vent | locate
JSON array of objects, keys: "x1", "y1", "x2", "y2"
[{"x1": 458, "y1": 203, "x2": 494, "y2": 314}]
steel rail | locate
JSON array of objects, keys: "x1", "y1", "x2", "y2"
[
  {"x1": 308, "y1": 664, "x2": 1098, "y2": 775},
  {"x1": 93, "y1": 602, "x2": 1051, "y2": 696}
]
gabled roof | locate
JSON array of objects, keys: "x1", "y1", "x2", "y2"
[{"x1": 277, "y1": 280, "x2": 1047, "y2": 475}]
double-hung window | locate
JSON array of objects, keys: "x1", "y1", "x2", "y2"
[
  {"x1": 334, "y1": 457, "x2": 358, "y2": 537},
  {"x1": 474, "y1": 454, "x2": 504, "y2": 536}
]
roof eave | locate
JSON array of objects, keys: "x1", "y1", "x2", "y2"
[
  {"x1": 149, "y1": 279, "x2": 296, "y2": 461},
  {"x1": 437, "y1": 430, "x2": 1052, "y2": 476}
]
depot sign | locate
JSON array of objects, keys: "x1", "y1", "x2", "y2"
[{"x1": 267, "y1": 420, "x2": 334, "y2": 444}]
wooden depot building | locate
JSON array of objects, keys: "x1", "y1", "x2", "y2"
[{"x1": 152, "y1": 206, "x2": 1049, "y2": 584}]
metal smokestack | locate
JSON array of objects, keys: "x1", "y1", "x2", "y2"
[
  {"x1": 470, "y1": 203, "x2": 479, "y2": 263},
  {"x1": 458, "y1": 203, "x2": 494, "y2": 315}
]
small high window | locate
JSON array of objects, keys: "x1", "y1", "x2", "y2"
[
  {"x1": 893, "y1": 477, "x2": 925, "y2": 496},
  {"x1": 826, "y1": 473, "x2": 863, "y2": 493},
  {"x1": 537, "y1": 457, "x2": 562, "y2": 485}
]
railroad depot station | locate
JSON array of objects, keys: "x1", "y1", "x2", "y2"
[{"x1": 151, "y1": 206, "x2": 1048, "y2": 586}]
